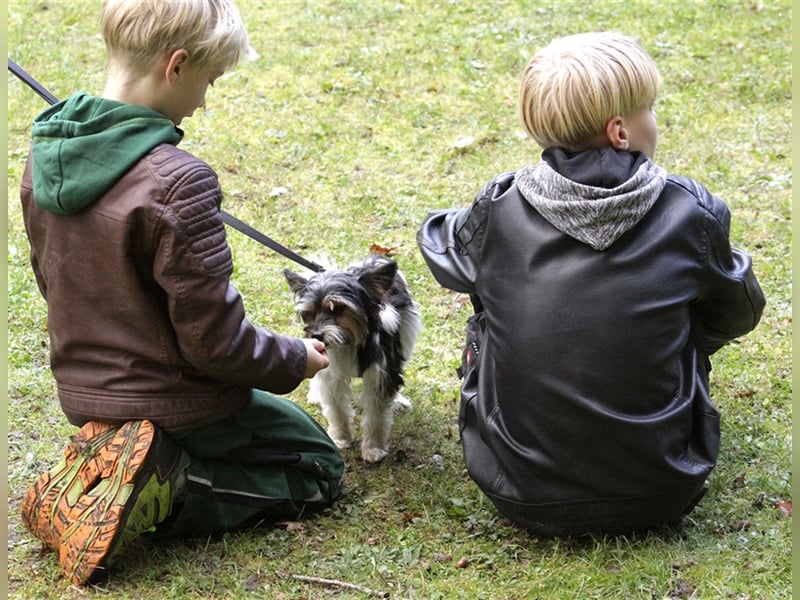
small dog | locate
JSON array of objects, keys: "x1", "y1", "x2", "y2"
[{"x1": 284, "y1": 254, "x2": 422, "y2": 463}]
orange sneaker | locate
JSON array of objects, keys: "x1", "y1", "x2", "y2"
[
  {"x1": 21, "y1": 421, "x2": 119, "y2": 551},
  {"x1": 57, "y1": 420, "x2": 188, "y2": 585}
]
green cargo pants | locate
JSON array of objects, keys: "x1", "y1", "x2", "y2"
[{"x1": 159, "y1": 390, "x2": 344, "y2": 537}]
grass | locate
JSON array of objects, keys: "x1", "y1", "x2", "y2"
[{"x1": 6, "y1": 0, "x2": 792, "y2": 598}]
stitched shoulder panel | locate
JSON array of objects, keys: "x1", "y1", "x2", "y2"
[{"x1": 145, "y1": 145, "x2": 232, "y2": 275}]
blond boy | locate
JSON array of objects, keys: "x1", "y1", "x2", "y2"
[
  {"x1": 20, "y1": 0, "x2": 343, "y2": 584},
  {"x1": 418, "y1": 32, "x2": 764, "y2": 537}
]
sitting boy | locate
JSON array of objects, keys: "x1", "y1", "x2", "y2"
[
  {"x1": 19, "y1": 0, "x2": 343, "y2": 585},
  {"x1": 417, "y1": 31, "x2": 765, "y2": 537}
]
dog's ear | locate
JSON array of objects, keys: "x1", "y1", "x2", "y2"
[
  {"x1": 284, "y1": 269, "x2": 308, "y2": 295},
  {"x1": 358, "y1": 260, "x2": 397, "y2": 298}
]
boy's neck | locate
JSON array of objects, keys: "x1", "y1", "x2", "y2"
[{"x1": 102, "y1": 59, "x2": 165, "y2": 112}]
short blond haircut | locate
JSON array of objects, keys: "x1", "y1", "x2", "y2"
[
  {"x1": 100, "y1": 0, "x2": 251, "y2": 70},
  {"x1": 519, "y1": 31, "x2": 660, "y2": 150}
]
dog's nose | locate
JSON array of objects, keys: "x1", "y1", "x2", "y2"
[{"x1": 310, "y1": 332, "x2": 325, "y2": 342}]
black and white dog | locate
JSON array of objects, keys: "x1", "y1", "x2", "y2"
[{"x1": 284, "y1": 254, "x2": 422, "y2": 463}]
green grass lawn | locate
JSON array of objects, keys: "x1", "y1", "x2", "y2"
[{"x1": 6, "y1": 1, "x2": 791, "y2": 598}]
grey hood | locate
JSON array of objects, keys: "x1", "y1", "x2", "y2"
[{"x1": 516, "y1": 147, "x2": 667, "y2": 250}]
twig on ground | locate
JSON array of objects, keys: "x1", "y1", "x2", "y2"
[{"x1": 291, "y1": 574, "x2": 389, "y2": 598}]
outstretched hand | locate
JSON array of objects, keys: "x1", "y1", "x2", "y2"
[{"x1": 302, "y1": 338, "x2": 329, "y2": 378}]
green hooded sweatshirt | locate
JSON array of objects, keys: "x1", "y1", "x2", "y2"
[{"x1": 31, "y1": 92, "x2": 183, "y2": 215}]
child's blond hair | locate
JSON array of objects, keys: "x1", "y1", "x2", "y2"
[
  {"x1": 519, "y1": 31, "x2": 660, "y2": 150},
  {"x1": 100, "y1": 0, "x2": 251, "y2": 70}
]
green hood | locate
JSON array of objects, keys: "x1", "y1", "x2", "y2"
[{"x1": 31, "y1": 92, "x2": 183, "y2": 215}]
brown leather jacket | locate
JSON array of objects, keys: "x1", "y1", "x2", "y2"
[{"x1": 21, "y1": 143, "x2": 307, "y2": 433}]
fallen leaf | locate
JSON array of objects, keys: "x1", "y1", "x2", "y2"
[
  {"x1": 369, "y1": 243, "x2": 397, "y2": 256},
  {"x1": 774, "y1": 499, "x2": 792, "y2": 516}
]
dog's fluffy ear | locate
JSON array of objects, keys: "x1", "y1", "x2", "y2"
[
  {"x1": 284, "y1": 269, "x2": 308, "y2": 295},
  {"x1": 359, "y1": 260, "x2": 397, "y2": 298}
]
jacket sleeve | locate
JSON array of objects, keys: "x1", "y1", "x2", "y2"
[
  {"x1": 417, "y1": 173, "x2": 513, "y2": 293},
  {"x1": 153, "y1": 163, "x2": 307, "y2": 394},
  {"x1": 675, "y1": 177, "x2": 766, "y2": 355}
]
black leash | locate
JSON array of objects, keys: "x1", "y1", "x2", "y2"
[
  {"x1": 8, "y1": 58, "x2": 325, "y2": 273},
  {"x1": 218, "y1": 210, "x2": 323, "y2": 272}
]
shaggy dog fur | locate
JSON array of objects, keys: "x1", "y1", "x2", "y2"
[{"x1": 285, "y1": 255, "x2": 422, "y2": 463}]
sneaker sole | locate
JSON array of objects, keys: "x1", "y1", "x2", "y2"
[
  {"x1": 58, "y1": 420, "x2": 180, "y2": 585},
  {"x1": 20, "y1": 422, "x2": 118, "y2": 550}
]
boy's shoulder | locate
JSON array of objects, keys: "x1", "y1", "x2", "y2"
[
  {"x1": 664, "y1": 174, "x2": 731, "y2": 232},
  {"x1": 473, "y1": 171, "x2": 517, "y2": 205},
  {"x1": 111, "y1": 143, "x2": 220, "y2": 214},
  {"x1": 665, "y1": 174, "x2": 708, "y2": 200},
  {"x1": 144, "y1": 143, "x2": 214, "y2": 174},
  {"x1": 486, "y1": 171, "x2": 517, "y2": 194},
  {"x1": 133, "y1": 143, "x2": 220, "y2": 195}
]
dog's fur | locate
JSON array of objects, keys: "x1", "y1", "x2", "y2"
[{"x1": 284, "y1": 254, "x2": 422, "y2": 463}]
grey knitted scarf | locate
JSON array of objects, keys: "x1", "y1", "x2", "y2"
[{"x1": 516, "y1": 158, "x2": 667, "y2": 251}]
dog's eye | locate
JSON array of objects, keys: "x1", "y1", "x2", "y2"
[{"x1": 299, "y1": 311, "x2": 314, "y2": 323}]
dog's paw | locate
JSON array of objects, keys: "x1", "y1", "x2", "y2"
[
  {"x1": 327, "y1": 428, "x2": 353, "y2": 449},
  {"x1": 361, "y1": 444, "x2": 390, "y2": 463},
  {"x1": 393, "y1": 393, "x2": 412, "y2": 410},
  {"x1": 330, "y1": 436, "x2": 353, "y2": 449}
]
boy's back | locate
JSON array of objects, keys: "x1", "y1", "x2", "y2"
[{"x1": 417, "y1": 32, "x2": 764, "y2": 537}]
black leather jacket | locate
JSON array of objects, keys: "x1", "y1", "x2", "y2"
[{"x1": 417, "y1": 149, "x2": 765, "y2": 535}]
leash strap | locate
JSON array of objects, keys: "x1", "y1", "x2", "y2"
[
  {"x1": 7, "y1": 57, "x2": 325, "y2": 273},
  {"x1": 8, "y1": 59, "x2": 59, "y2": 105},
  {"x1": 220, "y1": 211, "x2": 324, "y2": 272}
]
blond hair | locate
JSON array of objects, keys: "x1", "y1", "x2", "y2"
[
  {"x1": 100, "y1": 0, "x2": 251, "y2": 70},
  {"x1": 519, "y1": 32, "x2": 660, "y2": 150}
]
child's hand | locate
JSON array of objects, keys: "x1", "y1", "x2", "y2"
[{"x1": 302, "y1": 338, "x2": 329, "y2": 378}]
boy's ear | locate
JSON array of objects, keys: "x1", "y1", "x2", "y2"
[
  {"x1": 604, "y1": 116, "x2": 630, "y2": 151},
  {"x1": 165, "y1": 49, "x2": 190, "y2": 85}
]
